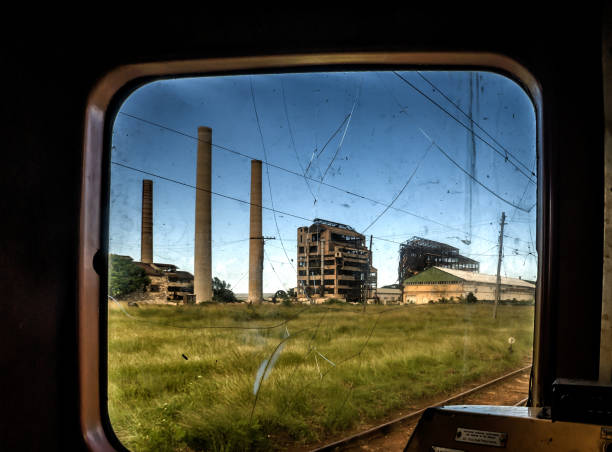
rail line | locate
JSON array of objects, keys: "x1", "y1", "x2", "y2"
[{"x1": 310, "y1": 365, "x2": 532, "y2": 452}]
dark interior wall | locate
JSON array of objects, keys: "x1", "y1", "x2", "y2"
[{"x1": 0, "y1": 8, "x2": 604, "y2": 450}]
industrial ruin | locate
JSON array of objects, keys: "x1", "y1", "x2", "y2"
[
  {"x1": 248, "y1": 159, "x2": 264, "y2": 303},
  {"x1": 402, "y1": 266, "x2": 535, "y2": 304},
  {"x1": 131, "y1": 179, "x2": 195, "y2": 302},
  {"x1": 122, "y1": 128, "x2": 518, "y2": 307},
  {"x1": 296, "y1": 218, "x2": 377, "y2": 302},
  {"x1": 133, "y1": 260, "x2": 194, "y2": 302},
  {"x1": 121, "y1": 126, "x2": 268, "y2": 304},
  {"x1": 194, "y1": 126, "x2": 213, "y2": 303},
  {"x1": 398, "y1": 236, "x2": 479, "y2": 282}
]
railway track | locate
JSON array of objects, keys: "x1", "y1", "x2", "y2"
[{"x1": 310, "y1": 365, "x2": 532, "y2": 452}]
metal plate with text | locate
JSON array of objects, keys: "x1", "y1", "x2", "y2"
[{"x1": 455, "y1": 427, "x2": 508, "y2": 447}]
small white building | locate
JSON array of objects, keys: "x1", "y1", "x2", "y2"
[
  {"x1": 402, "y1": 266, "x2": 535, "y2": 304},
  {"x1": 375, "y1": 285, "x2": 403, "y2": 304}
]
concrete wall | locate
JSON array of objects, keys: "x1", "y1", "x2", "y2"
[
  {"x1": 376, "y1": 288, "x2": 402, "y2": 304},
  {"x1": 402, "y1": 283, "x2": 465, "y2": 304},
  {"x1": 463, "y1": 282, "x2": 535, "y2": 302},
  {"x1": 402, "y1": 282, "x2": 535, "y2": 304}
]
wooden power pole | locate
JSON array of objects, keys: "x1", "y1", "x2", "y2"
[{"x1": 493, "y1": 211, "x2": 506, "y2": 319}]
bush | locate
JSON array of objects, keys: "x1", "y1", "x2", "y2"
[
  {"x1": 282, "y1": 298, "x2": 293, "y2": 307},
  {"x1": 465, "y1": 292, "x2": 478, "y2": 304},
  {"x1": 323, "y1": 298, "x2": 345, "y2": 305},
  {"x1": 212, "y1": 277, "x2": 238, "y2": 302},
  {"x1": 109, "y1": 254, "x2": 150, "y2": 298},
  {"x1": 272, "y1": 290, "x2": 288, "y2": 304}
]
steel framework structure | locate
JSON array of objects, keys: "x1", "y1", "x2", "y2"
[{"x1": 398, "y1": 236, "x2": 479, "y2": 282}]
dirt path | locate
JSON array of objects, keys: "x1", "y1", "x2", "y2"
[{"x1": 328, "y1": 368, "x2": 531, "y2": 452}]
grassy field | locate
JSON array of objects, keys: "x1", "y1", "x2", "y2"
[{"x1": 108, "y1": 302, "x2": 534, "y2": 451}]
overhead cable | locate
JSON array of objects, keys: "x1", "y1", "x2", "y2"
[
  {"x1": 392, "y1": 71, "x2": 536, "y2": 185},
  {"x1": 117, "y1": 112, "x2": 531, "y2": 248},
  {"x1": 250, "y1": 77, "x2": 296, "y2": 272},
  {"x1": 415, "y1": 71, "x2": 536, "y2": 177},
  {"x1": 419, "y1": 129, "x2": 532, "y2": 213}
]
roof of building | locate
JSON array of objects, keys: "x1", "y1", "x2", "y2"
[
  {"x1": 311, "y1": 218, "x2": 356, "y2": 232},
  {"x1": 381, "y1": 284, "x2": 401, "y2": 289},
  {"x1": 377, "y1": 287, "x2": 402, "y2": 293},
  {"x1": 133, "y1": 262, "x2": 164, "y2": 276},
  {"x1": 153, "y1": 262, "x2": 178, "y2": 271},
  {"x1": 400, "y1": 236, "x2": 459, "y2": 252},
  {"x1": 404, "y1": 266, "x2": 535, "y2": 289}
]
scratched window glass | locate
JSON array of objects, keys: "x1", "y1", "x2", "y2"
[{"x1": 108, "y1": 71, "x2": 537, "y2": 451}]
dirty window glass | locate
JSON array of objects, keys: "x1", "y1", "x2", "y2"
[{"x1": 108, "y1": 70, "x2": 537, "y2": 451}]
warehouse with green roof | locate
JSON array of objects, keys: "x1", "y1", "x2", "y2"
[{"x1": 402, "y1": 266, "x2": 535, "y2": 304}]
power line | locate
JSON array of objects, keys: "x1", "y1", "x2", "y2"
[
  {"x1": 371, "y1": 233, "x2": 533, "y2": 256},
  {"x1": 264, "y1": 249, "x2": 288, "y2": 290},
  {"x1": 114, "y1": 160, "x2": 540, "y2": 257},
  {"x1": 361, "y1": 142, "x2": 433, "y2": 234},
  {"x1": 281, "y1": 79, "x2": 317, "y2": 203},
  {"x1": 230, "y1": 270, "x2": 248, "y2": 290},
  {"x1": 415, "y1": 71, "x2": 536, "y2": 178},
  {"x1": 111, "y1": 161, "x2": 313, "y2": 223},
  {"x1": 116, "y1": 112, "x2": 531, "y2": 249},
  {"x1": 392, "y1": 71, "x2": 536, "y2": 184},
  {"x1": 419, "y1": 129, "x2": 532, "y2": 213},
  {"x1": 250, "y1": 77, "x2": 296, "y2": 273}
]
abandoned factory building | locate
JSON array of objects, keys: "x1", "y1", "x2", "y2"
[
  {"x1": 376, "y1": 284, "x2": 403, "y2": 304},
  {"x1": 402, "y1": 266, "x2": 535, "y2": 304},
  {"x1": 133, "y1": 261, "x2": 194, "y2": 301},
  {"x1": 398, "y1": 237, "x2": 479, "y2": 282},
  {"x1": 296, "y1": 218, "x2": 376, "y2": 302}
]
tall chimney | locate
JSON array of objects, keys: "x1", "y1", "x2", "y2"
[
  {"x1": 194, "y1": 126, "x2": 213, "y2": 303},
  {"x1": 141, "y1": 179, "x2": 153, "y2": 263},
  {"x1": 248, "y1": 160, "x2": 263, "y2": 303}
]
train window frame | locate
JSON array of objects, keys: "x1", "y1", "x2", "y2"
[{"x1": 79, "y1": 53, "x2": 544, "y2": 451}]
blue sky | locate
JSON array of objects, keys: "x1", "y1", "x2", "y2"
[{"x1": 109, "y1": 70, "x2": 537, "y2": 293}]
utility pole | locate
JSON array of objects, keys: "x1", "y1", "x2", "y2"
[{"x1": 493, "y1": 211, "x2": 506, "y2": 319}]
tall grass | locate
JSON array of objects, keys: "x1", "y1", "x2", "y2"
[{"x1": 108, "y1": 303, "x2": 533, "y2": 451}]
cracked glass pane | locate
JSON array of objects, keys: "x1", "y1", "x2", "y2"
[{"x1": 108, "y1": 70, "x2": 537, "y2": 451}]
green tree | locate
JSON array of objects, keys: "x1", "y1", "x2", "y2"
[
  {"x1": 212, "y1": 277, "x2": 238, "y2": 302},
  {"x1": 466, "y1": 292, "x2": 478, "y2": 304},
  {"x1": 109, "y1": 254, "x2": 150, "y2": 298}
]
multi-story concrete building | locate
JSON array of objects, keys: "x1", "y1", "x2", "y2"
[{"x1": 296, "y1": 218, "x2": 376, "y2": 302}]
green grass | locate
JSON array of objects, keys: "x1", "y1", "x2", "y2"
[{"x1": 108, "y1": 303, "x2": 534, "y2": 451}]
